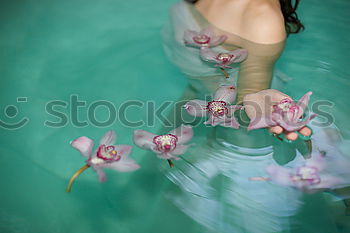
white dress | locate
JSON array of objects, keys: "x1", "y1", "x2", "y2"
[{"x1": 161, "y1": 1, "x2": 350, "y2": 233}]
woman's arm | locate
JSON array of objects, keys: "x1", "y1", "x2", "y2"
[{"x1": 235, "y1": 1, "x2": 286, "y2": 103}]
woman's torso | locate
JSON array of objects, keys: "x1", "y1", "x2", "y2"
[{"x1": 162, "y1": 0, "x2": 287, "y2": 150}]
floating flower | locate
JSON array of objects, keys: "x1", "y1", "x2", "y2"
[
  {"x1": 250, "y1": 151, "x2": 343, "y2": 192},
  {"x1": 133, "y1": 125, "x2": 193, "y2": 167},
  {"x1": 248, "y1": 92, "x2": 317, "y2": 131},
  {"x1": 67, "y1": 131, "x2": 140, "y2": 192},
  {"x1": 264, "y1": 153, "x2": 338, "y2": 192},
  {"x1": 200, "y1": 47, "x2": 248, "y2": 69},
  {"x1": 291, "y1": 166, "x2": 321, "y2": 185},
  {"x1": 200, "y1": 47, "x2": 248, "y2": 78},
  {"x1": 265, "y1": 166, "x2": 321, "y2": 192},
  {"x1": 183, "y1": 27, "x2": 227, "y2": 48},
  {"x1": 184, "y1": 85, "x2": 242, "y2": 128}
]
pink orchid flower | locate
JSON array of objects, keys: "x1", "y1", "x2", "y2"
[
  {"x1": 248, "y1": 92, "x2": 317, "y2": 131},
  {"x1": 67, "y1": 131, "x2": 140, "y2": 192},
  {"x1": 133, "y1": 125, "x2": 193, "y2": 167},
  {"x1": 183, "y1": 28, "x2": 227, "y2": 48},
  {"x1": 184, "y1": 85, "x2": 242, "y2": 128},
  {"x1": 200, "y1": 47, "x2": 248, "y2": 69},
  {"x1": 265, "y1": 152, "x2": 342, "y2": 192}
]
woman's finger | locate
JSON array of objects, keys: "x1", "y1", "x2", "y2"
[
  {"x1": 269, "y1": 126, "x2": 283, "y2": 134},
  {"x1": 284, "y1": 131, "x2": 298, "y2": 141},
  {"x1": 298, "y1": 126, "x2": 312, "y2": 137}
]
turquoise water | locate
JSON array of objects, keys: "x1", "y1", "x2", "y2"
[{"x1": 0, "y1": 0, "x2": 349, "y2": 232}]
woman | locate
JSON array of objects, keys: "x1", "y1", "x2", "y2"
[{"x1": 161, "y1": 0, "x2": 350, "y2": 232}]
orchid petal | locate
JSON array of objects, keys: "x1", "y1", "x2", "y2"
[
  {"x1": 133, "y1": 130, "x2": 157, "y2": 150},
  {"x1": 200, "y1": 47, "x2": 218, "y2": 62},
  {"x1": 210, "y1": 35, "x2": 228, "y2": 47},
  {"x1": 288, "y1": 107, "x2": 302, "y2": 122},
  {"x1": 169, "y1": 124, "x2": 193, "y2": 145},
  {"x1": 99, "y1": 130, "x2": 116, "y2": 146},
  {"x1": 114, "y1": 145, "x2": 132, "y2": 157},
  {"x1": 71, "y1": 136, "x2": 94, "y2": 158},
  {"x1": 305, "y1": 153, "x2": 327, "y2": 170},
  {"x1": 266, "y1": 165, "x2": 293, "y2": 186},
  {"x1": 171, "y1": 144, "x2": 190, "y2": 155},
  {"x1": 156, "y1": 153, "x2": 171, "y2": 159},
  {"x1": 221, "y1": 105, "x2": 241, "y2": 128},
  {"x1": 247, "y1": 117, "x2": 275, "y2": 131},
  {"x1": 151, "y1": 147, "x2": 163, "y2": 154},
  {"x1": 214, "y1": 85, "x2": 237, "y2": 104},
  {"x1": 201, "y1": 27, "x2": 214, "y2": 37},
  {"x1": 157, "y1": 152, "x2": 180, "y2": 160},
  {"x1": 215, "y1": 64, "x2": 233, "y2": 69},
  {"x1": 102, "y1": 157, "x2": 140, "y2": 172},
  {"x1": 311, "y1": 175, "x2": 343, "y2": 189},
  {"x1": 94, "y1": 167, "x2": 107, "y2": 183},
  {"x1": 204, "y1": 115, "x2": 224, "y2": 126},
  {"x1": 292, "y1": 92, "x2": 312, "y2": 120},
  {"x1": 297, "y1": 91, "x2": 312, "y2": 113},
  {"x1": 184, "y1": 99, "x2": 208, "y2": 117}
]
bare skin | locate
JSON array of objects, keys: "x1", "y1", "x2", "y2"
[
  {"x1": 195, "y1": 0, "x2": 286, "y2": 44},
  {"x1": 195, "y1": 0, "x2": 311, "y2": 140}
]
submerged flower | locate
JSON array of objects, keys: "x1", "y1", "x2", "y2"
[
  {"x1": 200, "y1": 47, "x2": 248, "y2": 69},
  {"x1": 264, "y1": 152, "x2": 342, "y2": 192},
  {"x1": 183, "y1": 28, "x2": 227, "y2": 48},
  {"x1": 184, "y1": 85, "x2": 242, "y2": 128},
  {"x1": 133, "y1": 125, "x2": 193, "y2": 167},
  {"x1": 251, "y1": 139, "x2": 350, "y2": 193},
  {"x1": 67, "y1": 131, "x2": 140, "y2": 192},
  {"x1": 265, "y1": 165, "x2": 321, "y2": 192},
  {"x1": 248, "y1": 92, "x2": 317, "y2": 131},
  {"x1": 290, "y1": 166, "x2": 321, "y2": 186}
]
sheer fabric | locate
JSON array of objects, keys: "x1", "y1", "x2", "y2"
[
  {"x1": 162, "y1": 1, "x2": 285, "y2": 103},
  {"x1": 161, "y1": 1, "x2": 350, "y2": 233}
]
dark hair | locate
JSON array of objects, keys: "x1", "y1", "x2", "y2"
[
  {"x1": 279, "y1": 0, "x2": 304, "y2": 34},
  {"x1": 184, "y1": 0, "x2": 304, "y2": 34}
]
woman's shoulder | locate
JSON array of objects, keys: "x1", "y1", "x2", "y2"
[
  {"x1": 231, "y1": 0, "x2": 287, "y2": 44},
  {"x1": 243, "y1": 0, "x2": 286, "y2": 44},
  {"x1": 194, "y1": 0, "x2": 286, "y2": 44}
]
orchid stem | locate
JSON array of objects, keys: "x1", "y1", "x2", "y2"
[
  {"x1": 167, "y1": 159, "x2": 174, "y2": 168},
  {"x1": 66, "y1": 164, "x2": 90, "y2": 193},
  {"x1": 220, "y1": 68, "x2": 229, "y2": 79}
]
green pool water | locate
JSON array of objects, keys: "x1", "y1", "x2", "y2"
[{"x1": 0, "y1": 0, "x2": 349, "y2": 232}]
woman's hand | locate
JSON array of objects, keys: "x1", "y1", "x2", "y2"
[{"x1": 243, "y1": 89, "x2": 312, "y2": 141}]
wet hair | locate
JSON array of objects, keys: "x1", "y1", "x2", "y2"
[
  {"x1": 184, "y1": 0, "x2": 304, "y2": 34},
  {"x1": 279, "y1": 0, "x2": 304, "y2": 34}
]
